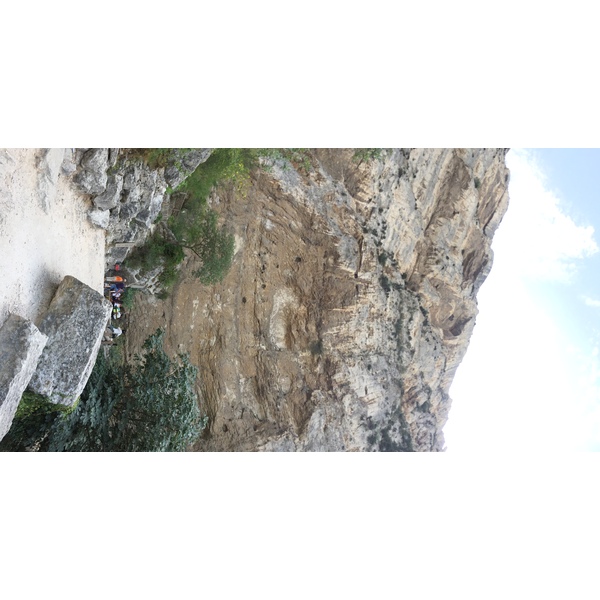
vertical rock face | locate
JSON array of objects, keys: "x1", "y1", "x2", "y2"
[
  {"x1": 0, "y1": 314, "x2": 48, "y2": 441},
  {"x1": 128, "y1": 148, "x2": 510, "y2": 451},
  {"x1": 28, "y1": 276, "x2": 112, "y2": 406}
]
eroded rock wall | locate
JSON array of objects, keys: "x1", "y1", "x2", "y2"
[{"x1": 126, "y1": 148, "x2": 509, "y2": 451}]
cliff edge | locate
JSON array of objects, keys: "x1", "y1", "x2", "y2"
[{"x1": 126, "y1": 148, "x2": 510, "y2": 451}]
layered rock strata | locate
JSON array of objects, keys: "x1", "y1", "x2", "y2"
[
  {"x1": 28, "y1": 276, "x2": 112, "y2": 406},
  {"x1": 125, "y1": 148, "x2": 509, "y2": 451},
  {"x1": 0, "y1": 314, "x2": 48, "y2": 441}
]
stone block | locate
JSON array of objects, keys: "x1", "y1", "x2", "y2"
[
  {"x1": 28, "y1": 276, "x2": 112, "y2": 406},
  {"x1": 0, "y1": 314, "x2": 48, "y2": 441}
]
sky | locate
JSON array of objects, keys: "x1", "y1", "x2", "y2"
[{"x1": 444, "y1": 149, "x2": 600, "y2": 452}]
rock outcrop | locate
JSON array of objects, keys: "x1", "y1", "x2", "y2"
[
  {"x1": 163, "y1": 149, "x2": 212, "y2": 189},
  {"x1": 0, "y1": 314, "x2": 48, "y2": 441},
  {"x1": 73, "y1": 148, "x2": 110, "y2": 195},
  {"x1": 28, "y1": 276, "x2": 112, "y2": 406},
  {"x1": 70, "y1": 148, "x2": 212, "y2": 271},
  {"x1": 125, "y1": 148, "x2": 510, "y2": 452}
]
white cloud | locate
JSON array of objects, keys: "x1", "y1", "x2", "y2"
[
  {"x1": 446, "y1": 275, "x2": 584, "y2": 451},
  {"x1": 497, "y1": 149, "x2": 598, "y2": 283},
  {"x1": 446, "y1": 149, "x2": 600, "y2": 451},
  {"x1": 582, "y1": 295, "x2": 600, "y2": 308}
]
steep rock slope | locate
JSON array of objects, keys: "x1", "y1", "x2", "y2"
[{"x1": 126, "y1": 148, "x2": 509, "y2": 451}]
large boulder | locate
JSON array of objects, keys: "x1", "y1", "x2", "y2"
[
  {"x1": 28, "y1": 276, "x2": 112, "y2": 406},
  {"x1": 0, "y1": 314, "x2": 48, "y2": 441}
]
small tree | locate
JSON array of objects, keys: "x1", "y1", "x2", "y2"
[{"x1": 170, "y1": 206, "x2": 235, "y2": 285}]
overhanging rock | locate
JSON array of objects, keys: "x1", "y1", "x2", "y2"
[
  {"x1": 0, "y1": 314, "x2": 48, "y2": 441},
  {"x1": 28, "y1": 276, "x2": 112, "y2": 406}
]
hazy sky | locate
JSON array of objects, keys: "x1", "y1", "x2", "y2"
[{"x1": 445, "y1": 148, "x2": 600, "y2": 451}]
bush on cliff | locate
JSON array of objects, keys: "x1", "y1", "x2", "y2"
[
  {"x1": 0, "y1": 330, "x2": 207, "y2": 452},
  {"x1": 126, "y1": 149, "x2": 311, "y2": 292},
  {"x1": 169, "y1": 206, "x2": 235, "y2": 285}
]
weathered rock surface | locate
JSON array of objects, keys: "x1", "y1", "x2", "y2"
[
  {"x1": 36, "y1": 148, "x2": 65, "y2": 212},
  {"x1": 93, "y1": 173, "x2": 123, "y2": 210},
  {"x1": 163, "y1": 148, "x2": 212, "y2": 189},
  {"x1": 125, "y1": 148, "x2": 510, "y2": 452},
  {"x1": 61, "y1": 148, "x2": 77, "y2": 175},
  {"x1": 0, "y1": 314, "x2": 48, "y2": 441},
  {"x1": 73, "y1": 148, "x2": 109, "y2": 195},
  {"x1": 28, "y1": 276, "x2": 112, "y2": 406},
  {"x1": 88, "y1": 208, "x2": 110, "y2": 229}
]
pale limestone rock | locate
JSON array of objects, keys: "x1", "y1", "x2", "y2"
[
  {"x1": 93, "y1": 173, "x2": 123, "y2": 210},
  {"x1": 88, "y1": 208, "x2": 110, "y2": 229},
  {"x1": 0, "y1": 314, "x2": 48, "y2": 441},
  {"x1": 73, "y1": 148, "x2": 109, "y2": 194},
  {"x1": 36, "y1": 148, "x2": 65, "y2": 212},
  {"x1": 28, "y1": 276, "x2": 112, "y2": 406}
]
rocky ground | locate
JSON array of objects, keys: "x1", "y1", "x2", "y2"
[{"x1": 0, "y1": 149, "x2": 105, "y2": 328}]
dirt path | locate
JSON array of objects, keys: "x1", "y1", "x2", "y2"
[{"x1": 0, "y1": 148, "x2": 106, "y2": 327}]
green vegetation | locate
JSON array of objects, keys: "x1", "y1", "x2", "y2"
[
  {"x1": 120, "y1": 287, "x2": 139, "y2": 310},
  {"x1": 126, "y1": 231, "x2": 186, "y2": 293},
  {"x1": 178, "y1": 148, "x2": 311, "y2": 209},
  {"x1": 169, "y1": 204, "x2": 235, "y2": 285},
  {"x1": 126, "y1": 149, "x2": 314, "y2": 295},
  {"x1": 474, "y1": 177, "x2": 481, "y2": 189},
  {"x1": 353, "y1": 149, "x2": 385, "y2": 163},
  {"x1": 0, "y1": 330, "x2": 207, "y2": 452},
  {"x1": 123, "y1": 148, "x2": 186, "y2": 170}
]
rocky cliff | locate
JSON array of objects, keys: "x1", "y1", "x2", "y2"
[{"x1": 125, "y1": 148, "x2": 509, "y2": 451}]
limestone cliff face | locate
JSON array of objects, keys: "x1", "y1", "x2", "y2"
[{"x1": 127, "y1": 148, "x2": 509, "y2": 451}]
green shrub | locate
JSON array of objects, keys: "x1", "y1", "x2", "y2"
[
  {"x1": 158, "y1": 262, "x2": 180, "y2": 290},
  {"x1": 0, "y1": 392, "x2": 79, "y2": 452},
  {"x1": 120, "y1": 288, "x2": 138, "y2": 310},
  {"x1": 353, "y1": 149, "x2": 384, "y2": 163},
  {"x1": 1, "y1": 330, "x2": 208, "y2": 452},
  {"x1": 129, "y1": 149, "x2": 309, "y2": 292}
]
